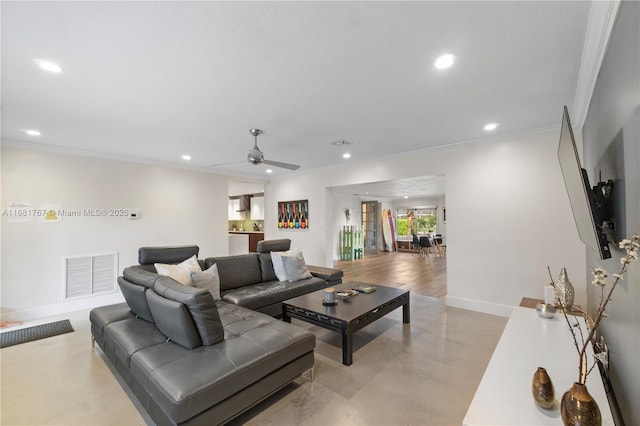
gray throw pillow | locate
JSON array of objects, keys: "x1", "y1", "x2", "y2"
[
  {"x1": 281, "y1": 254, "x2": 313, "y2": 282},
  {"x1": 191, "y1": 264, "x2": 221, "y2": 301}
]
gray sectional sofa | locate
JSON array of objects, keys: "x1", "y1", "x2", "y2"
[
  {"x1": 90, "y1": 240, "x2": 343, "y2": 425},
  {"x1": 205, "y1": 239, "x2": 343, "y2": 316}
]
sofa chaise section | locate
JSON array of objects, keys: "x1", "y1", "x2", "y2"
[
  {"x1": 92, "y1": 296, "x2": 314, "y2": 425},
  {"x1": 90, "y1": 244, "x2": 317, "y2": 425}
]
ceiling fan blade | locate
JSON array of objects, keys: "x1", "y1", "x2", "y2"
[
  {"x1": 262, "y1": 159, "x2": 300, "y2": 170},
  {"x1": 209, "y1": 160, "x2": 246, "y2": 167}
]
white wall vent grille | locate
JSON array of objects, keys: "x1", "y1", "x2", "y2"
[{"x1": 64, "y1": 253, "x2": 118, "y2": 300}]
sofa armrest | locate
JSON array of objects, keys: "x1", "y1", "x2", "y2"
[{"x1": 307, "y1": 265, "x2": 343, "y2": 285}]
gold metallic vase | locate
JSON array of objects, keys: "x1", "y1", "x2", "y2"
[
  {"x1": 560, "y1": 382, "x2": 602, "y2": 426},
  {"x1": 531, "y1": 367, "x2": 555, "y2": 409}
]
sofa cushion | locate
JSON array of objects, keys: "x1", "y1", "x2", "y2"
[
  {"x1": 221, "y1": 276, "x2": 328, "y2": 310},
  {"x1": 146, "y1": 290, "x2": 202, "y2": 349},
  {"x1": 130, "y1": 302, "x2": 315, "y2": 424},
  {"x1": 153, "y1": 276, "x2": 224, "y2": 346},
  {"x1": 138, "y1": 245, "x2": 199, "y2": 265},
  {"x1": 191, "y1": 264, "x2": 221, "y2": 301},
  {"x1": 118, "y1": 277, "x2": 154, "y2": 323},
  {"x1": 155, "y1": 255, "x2": 201, "y2": 286},
  {"x1": 205, "y1": 254, "x2": 262, "y2": 290},
  {"x1": 90, "y1": 303, "x2": 133, "y2": 348},
  {"x1": 103, "y1": 318, "x2": 167, "y2": 369}
]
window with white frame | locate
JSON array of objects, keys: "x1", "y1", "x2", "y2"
[{"x1": 396, "y1": 208, "x2": 436, "y2": 237}]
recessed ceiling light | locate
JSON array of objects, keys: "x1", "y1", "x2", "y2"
[
  {"x1": 33, "y1": 59, "x2": 62, "y2": 73},
  {"x1": 435, "y1": 54, "x2": 455, "y2": 70},
  {"x1": 484, "y1": 123, "x2": 498, "y2": 131},
  {"x1": 342, "y1": 153, "x2": 351, "y2": 159},
  {"x1": 404, "y1": 195, "x2": 409, "y2": 199},
  {"x1": 24, "y1": 129, "x2": 41, "y2": 136},
  {"x1": 266, "y1": 169, "x2": 273, "y2": 174},
  {"x1": 181, "y1": 154, "x2": 191, "y2": 161}
]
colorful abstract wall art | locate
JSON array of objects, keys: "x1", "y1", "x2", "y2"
[{"x1": 277, "y1": 200, "x2": 308, "y2": 229}]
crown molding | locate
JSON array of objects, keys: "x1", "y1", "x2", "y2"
[
  {"x1": 572, "y1": 0, "x2": 621, "y2": 128},
  {"x1": 1, "y1": 138, "x2": 269, "y2": 182}
]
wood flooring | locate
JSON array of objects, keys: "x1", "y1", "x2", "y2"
[{"x1": 333, "y1": 250, "x2": 447, "y2": 298}]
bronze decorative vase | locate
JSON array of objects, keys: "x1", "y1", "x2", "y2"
[
  {"x1": 560, "y1": 382, "x2": 601, "y2": 426},
  {"x1": 532, "y1": 367, "x2": 555, "y2": 409}
]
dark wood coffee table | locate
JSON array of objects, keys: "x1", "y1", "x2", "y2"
[{"x1": 282, "y1": 283, "x2": 410, "y2": 366}]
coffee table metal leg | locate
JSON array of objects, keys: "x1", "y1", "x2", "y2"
[
  {"x1": 403, "y1": 300, "x2": 410, "y2": 323},
  {"x1": 342, "y1": 331, "x2": 353, "y2": 366},
  {"x1": 282, "y1": 306, "x2": 291, "y2": 323}
]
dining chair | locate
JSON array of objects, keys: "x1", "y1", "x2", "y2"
[
  {"x1": 418, "y1": 236, "x2": 433, "y2": 259},
  {"x1": 411, "y1": 234, "x2": 420, "y2": 256}
]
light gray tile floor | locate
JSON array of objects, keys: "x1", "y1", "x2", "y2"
[{"x1": 1, "y1": 295, "x2": 507, "y2": 426}]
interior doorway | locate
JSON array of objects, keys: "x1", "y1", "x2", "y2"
[{"x1": 361, "y1": 201, "x2": 379, "y2": 255}]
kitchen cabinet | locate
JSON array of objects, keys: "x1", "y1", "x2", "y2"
[
  {"x1": 248, "y1": 232, "x2": 264, "y2": 252},
  {"x1": 250, "y1": 196, "x2": 264, "y2": 220},
  {"x1": 228, "y1": 199, "x2": 244, "y2": 220}
]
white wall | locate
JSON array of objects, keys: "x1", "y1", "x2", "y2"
[
  {"x1": 266, "y1": 130, "x2": 586, "y2": 316},
  {"x1": 1, "y1": 146, "x2": 230, "y2": 321}
]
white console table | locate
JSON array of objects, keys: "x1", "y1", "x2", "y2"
[{"x1": 463, "y1": 306, "x2": 613, "y2": 425}]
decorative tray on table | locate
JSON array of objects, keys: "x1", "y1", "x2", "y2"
[{"x1": 336, "y1": 290, "x2": 358, "y2": 299}]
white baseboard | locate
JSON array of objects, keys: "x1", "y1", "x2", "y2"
[
  {"x1": 1, "y1": 292, "x2": 126, "y2": 322},
  {"x1": 445, "y1": 295, "x2": 513, "y2": 318}
]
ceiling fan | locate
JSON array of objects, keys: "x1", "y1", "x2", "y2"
[{"x1": 246, "y1": 129, "x2": 300, "y2": 170}]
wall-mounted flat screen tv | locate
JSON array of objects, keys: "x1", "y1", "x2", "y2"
[{"x1": 558, "y1": 106, "x2": 611, "y2": 259}]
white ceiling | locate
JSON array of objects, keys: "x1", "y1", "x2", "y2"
[
  {"x1": 2, "y1": 1, "x2": 591, "y2": 198},
  {"x1": 330, "y1": 175, "x2": 446, "y2": 202}
]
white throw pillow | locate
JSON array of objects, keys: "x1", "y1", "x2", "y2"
[
  {"x1": 155, "y1": 255, "x2": 201, "y2": 286},
  {"x1": 270, "y1": 250, "x2": 290, "y2": 282},
  {"x1": 271, "y1": 248, "x2": 310, "y2": 282},
  {"x1": 191, "y1": 264, "x2": 221, "y2": 300}
]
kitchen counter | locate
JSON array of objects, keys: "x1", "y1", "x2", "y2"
[{"x1": 228, "y1": 231, "x2": 265, "y2": 234}]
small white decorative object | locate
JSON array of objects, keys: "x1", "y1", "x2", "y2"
[{"x1": 543, "y1": 285, "x2": 555, "y2": 305}]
